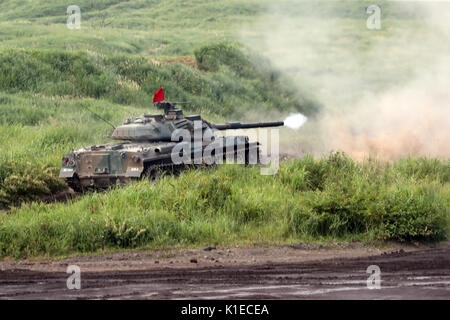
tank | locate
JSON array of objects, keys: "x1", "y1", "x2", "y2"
[{"x1": 59, "y1": 99, "x2": 284, "y2": 191}]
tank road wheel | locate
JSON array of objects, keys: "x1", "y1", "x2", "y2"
[{"x1": 143, "y1": 166, "x2": 164, "y2": 182}]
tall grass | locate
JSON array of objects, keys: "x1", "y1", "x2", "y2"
[
  {"x1": 0, "y1": 153, "x2": 448, "y2": 258},
  {"x1": 280, "y1": 154, "x2": 449, "y2": 240},
  {"x1": 0, "y1": 42, "x2": 315, "y2": 209}
]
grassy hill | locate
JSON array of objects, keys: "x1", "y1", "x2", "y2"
[
  {"x1": 0, "y1": 0, "x2": 449, "y2": 258},
  {"x1": 0, "y1": 0, "x2": 266, "y2": 56}
]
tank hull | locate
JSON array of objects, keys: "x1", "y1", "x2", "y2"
[{"x1": 59, "y1": 136, "x2": 259, "y2": 191}]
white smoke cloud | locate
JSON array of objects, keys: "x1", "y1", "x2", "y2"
[
  {"x1": 242, "y1": 0, "x2": 450, "y2": 160},
  {"x1": 284, "y1": 113, "x2": 308, "y2": 130}
]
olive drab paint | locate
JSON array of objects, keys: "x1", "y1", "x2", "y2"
[{"x1": 59, "y1": 100, "x2": 284, "y2": 190}]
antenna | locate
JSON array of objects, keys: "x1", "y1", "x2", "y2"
[{"x1": 81, "y1": 104, "x2": 116, "y2": 129}]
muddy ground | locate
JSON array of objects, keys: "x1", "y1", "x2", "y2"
[{"x1": 0, "y1": 242, "x2": 449, "y2": 299}]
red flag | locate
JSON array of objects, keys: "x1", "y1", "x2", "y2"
[{"x1": 152, "y1": 88, "x2": 165, "y2": 103}]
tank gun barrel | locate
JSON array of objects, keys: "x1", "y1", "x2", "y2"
[{"x1": 212, "y1": 121, "x2": 284, "y2": 130}]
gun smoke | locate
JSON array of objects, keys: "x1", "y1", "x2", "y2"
[
  {"x1": 243, "y1": 0, "x2": 450, "y2": 160},
  {"x1": 284, "y1": 113, "x2": 308, "y2": 130}
]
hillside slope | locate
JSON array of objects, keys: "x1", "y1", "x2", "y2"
[{"x1": 0, "y1": 0, "x2": 267, "y2": 56}]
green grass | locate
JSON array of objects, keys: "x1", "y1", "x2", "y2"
[
  {"x1": 0, "y1": 0, "x2": 436, "y2": 57},
  {"x1": 0, "y1": 46, "x2": 314, "y2": 114},
  {"x1": 0, "y1": 43, "x2": 315, "y2": 209},
  {"x1": 0, "y1": 0, "x2": 449, "y2": 258},
  {"x1": 0, "y1": 153, "x2": 448, "y2": 259},
  {"x1": 0, "y1": 0, "x2": 268, "y2": 56}
]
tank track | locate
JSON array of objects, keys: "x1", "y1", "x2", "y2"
[{"x1": 66, "y1": 145, "x2": 258, "y2": 192}]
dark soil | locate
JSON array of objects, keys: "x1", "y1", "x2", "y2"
[{"x1": 0, "y1": 243, "x2": 449, "y2": 299}]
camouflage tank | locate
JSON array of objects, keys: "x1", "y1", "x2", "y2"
[{"x1": 59, "y1": 92, "x2": 284, "y2": 191}]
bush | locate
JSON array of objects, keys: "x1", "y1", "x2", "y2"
[
  {"x1": 0, "y1": 160, "x2": 66, "y2": 209},
  {"x1": 194, "y1": 41, "x2": 253, "y2": 76},
  {"x1": 377, "y1": 183, "x2": 448, "y2": 241},
  {"x1": 286, "y1": 153, "x2": 449, "y2": 241}
]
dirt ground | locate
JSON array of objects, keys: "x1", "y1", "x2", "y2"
[{"x1": 0, "y1": 242, "x2": 449, "y2": 299}]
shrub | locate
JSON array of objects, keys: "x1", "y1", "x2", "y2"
[
  {"x1": 194, "y1": 41, "x2": 252, "y2": 76},
  {"x1": 377, "y1": 183, "x2": 448, "y2": 241},
  {"x1": 0, "y1": 160, "x2": 66, "y2": 209},
  {"x1": 287, "y1": 153, "x2": 449, "y2": 241}
]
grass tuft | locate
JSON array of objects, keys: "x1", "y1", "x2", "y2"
[{"x1": 0, "y1": 153, "x2": 448, "y2": 259}]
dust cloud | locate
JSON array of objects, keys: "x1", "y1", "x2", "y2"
[{"x1": 242, "y1": 0, "x2": 450, "y2": 160}]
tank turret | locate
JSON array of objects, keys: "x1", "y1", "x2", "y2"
[{"x1": 109, "y1": 101, "x2": 284, "y2": 142}]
